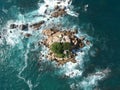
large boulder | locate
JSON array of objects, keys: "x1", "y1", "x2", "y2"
[{"x1": 19, "y1": 24, "x2": 28, "y2": 30}]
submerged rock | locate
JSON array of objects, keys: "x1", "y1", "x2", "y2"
[
  {"x1": 25, "y1": 33, "x2": 32, "y2": 38},
  {"x1": 10, "y1": 24, "x2": 18, "y2": 29},
  {"x1": 19, "y1": 24, "x2": 28, "y2": 30},
  {"x1": 9, "y1": 23, "x2": 28, "y2": 30}
]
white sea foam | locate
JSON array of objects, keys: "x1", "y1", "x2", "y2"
[
  {"x1": 4, "y1": 27, "x2": 22, "y2": 46},
  {"x1": 2, "y1": 14, "x2": 40, "y2": 90},
  {"x1": 70, "y1": 68, "x2": 111, "y2": 90},
  {"x1": 3, "y1": 16, "x2": 42, "y2": 47},
  {"x1": 43, "y1": 0, "x2": 72, "y2": 8},
  {"x1": 59, "y1": 49, "x2": 86, "y2": 78},
  {"x1": 38, "y1": 0, "x2": 78, "y2": 18},
  {"x1": 84, "y1": 4, "x2": 89, "y2": 12},
  {"x1": 80, "y1": 71, "x2": 107, "y2": 89},
  {"x1": 60, "y1": 30, "x2": 93, "y2": 78},
  {"x1": 17, "y1": 44, "x2": 33, "y2": 90},
  {"x1": 6, "y1": 33, "x2": 21, "y2": 46}
]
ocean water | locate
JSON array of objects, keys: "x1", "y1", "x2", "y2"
[{"x1": 0, "y1": 0, "x2": 120, "y2": 90}]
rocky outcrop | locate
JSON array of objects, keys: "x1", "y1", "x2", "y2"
[
  {"x1": 51, "y1": 8, "x2": 66, "y2": 17},
  {"x1": 9, "y1": 24, "x2": 28, "y2": 30},
  {"x1": 41, "y1": 28, "x2": 91, "y2": 65},
  {"x1": 9, "y1": 20, "x2": 45, "y2": 30},
  {"x1": 10, "y1": 24, "x2": 18, "y2": 29},
  {"x1": 43, "y1": 4, "x2": 67, "y2": 18},
  {"x1": 30, "y1": 21, "x2": 45, "y2": 30},
  {"x1": 24, "y1": 33, "x2": 32, "y2": 38},
  {"x1": 19, "y1": 24, "x2": 28, "y2": 30}
]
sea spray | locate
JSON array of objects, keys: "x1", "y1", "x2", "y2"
[{"x1": 17, "y1": 43, "x2": 33, "y2": 90}]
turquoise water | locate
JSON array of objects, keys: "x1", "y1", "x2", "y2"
[{"x1": 0, "y1": 0, "x2": 120, "y2": 90}]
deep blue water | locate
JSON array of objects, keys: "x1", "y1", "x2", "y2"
[
  {"x1": 88, "y1": 1, "x2": 120, "y2": 90},
  {"x1": 0, "y1": 0, "x2": 120, "y2": 90},
  {"x1": 81, "y1": 0, "x2": 120, "y2": 89}
]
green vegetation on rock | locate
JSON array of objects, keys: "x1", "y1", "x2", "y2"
[
  {"x1": 50, "y1": 42, "x2": 72, "y2": 58},
  {"x1": 63, "y1": 42, "x2": 71, "y2": 50}
]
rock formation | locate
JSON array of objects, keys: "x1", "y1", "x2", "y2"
[
  {"x1": 30, "y1": 21, "x2": 45, "y2": 30},
  {"x1": 51, "y1": 8, "x2": 66, "y2": 17},
  {"x1": 9, "y1": 20, "x2": 45, "y2": 30},
  {"x1": 41, "y1": 28, "x2": 91, "y2": 65}
]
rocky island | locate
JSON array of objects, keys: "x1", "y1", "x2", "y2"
[
  {"x1": 7, "y1": 0, "x2": 91, "y2": 65},
  {"x1": 41, "y1": 28, "x2": 91, "y2": 65}
]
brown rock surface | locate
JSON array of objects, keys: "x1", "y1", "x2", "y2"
[
  {"x1": 51, "y1": 9, "x2": 66, "y2": 17},
  {"x1": 30, "y1": 21, "x2": 45, "y2": 30},
  {"x1": 41, "y1": 28, "x2": 90, "y2": 65},
  {"x1": 25, "y1": 33, "x2": 32, "y2": 38}
]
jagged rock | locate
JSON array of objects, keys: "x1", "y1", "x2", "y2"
[
  {"x1": 52, "y1": 36, "x2": 61, "y2": 43},
  {"x1": 25, "y1": 33, "x2": 32, "y2": 38},
  {"x1": 54, "y1": 5, "x2": 59, "y2": 10},
  {"x1": 72, "y1": 29, "x2": 78, "y2": 34},
  {"x1": 30, "y1": 21, "x2": 45, "y2": 30},
  {"x1": 51, "y1": 9, "x2": 66, "y2": 17},
  {"x1": 41, "y1": 29, "x2": 90, "y2": 65},
  {"x1": 42, "y1": 29, "x2": 56, "y2": 36},
  {"x1": 19, "y1": 24, "x2": 28, "y2": 30},
  {"x1": 63, "y1": 36, "x2": 71, "y2": 43},
  {"x1": 46, "y1": 36, "x2": 53, "y2": 46},
  {"x1": 79, "y1": 42, "x2": 85, "y2": 48},
  {"x1": 10, "y1": 24, "x2": 18, "y2": 29},
  {"x1": 79, "y1": 36, "x2": 85, "y2": 41},
  {"x1": 51, "y1": 12, "x2": 59, "y2": 17}
]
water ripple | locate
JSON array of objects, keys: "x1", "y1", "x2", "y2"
[{"x1": 0, "y1": 10, "x2": 8, "y2": 27}]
